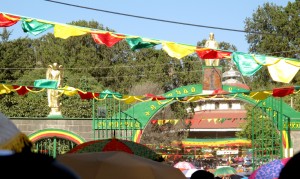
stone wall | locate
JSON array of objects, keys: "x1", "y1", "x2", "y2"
[{"x1": 12, "y1": 118, "x2": 94, "y2": 142}]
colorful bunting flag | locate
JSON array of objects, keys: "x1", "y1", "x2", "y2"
[
  {"x1": 249, "y1": 91, "x2": 272, "y2": 100},
  {"x1": 162, "y1": 42, "x2": 195, "y2": 59},
  {"x1": 272, "y1": 87, "x2": 294, "y2": 97},
  {"x1": 61, "y1": 86, "x2": 78, "y2": 96},
  {"x1": 78, "y1": 91, "x2": 99, "y2": 100},
  {"x1": 54, "y1": 24, "x2": 88, "y2": 39},
  {"x1": 195, "y1": 48, "x2": 231, "y2": 59},
  {"x1": 232, "y1": 52, "x2": 264, "y2": 76},
  {"x1": 0, "y1": 13, "x2": 20, "y2": 27},
  {"x1": 21, "y1": 19, "x2": 53, "y2": 36},
  {"x1": 100, "y1": 89, "x2": 122, "y2": 98},
  {"x1": 0, "y1": 84, "x2": 14, "y2": 94},
  {"x1": 125, "y1": 37, "x2": 159, "y2": 50},
  {"x1": 91, "y1": 32, "x2": 125, "y2": 47},
  {"x1": 13, "y1": 85, "x2": 32, "y2": 95},
  {"x1": 266, "y1": 57, "x2": 300, "y2": 83},
  {"x1": 212, "y1": 89, "x2": 230, "y2": 95},
  {"x1": 34, "y1": 79, "x2": 58, "y2": 89},
  {"x1": 144, "y1": 93, "x2": 166, "y2": 100}
]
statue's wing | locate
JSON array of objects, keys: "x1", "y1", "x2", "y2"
[
  {"x1": 46, "y1": 65, "x2": 52, "y2": 79},
  {"x1": 59, "y1": 65, "x2": 63, "y2": 82}
]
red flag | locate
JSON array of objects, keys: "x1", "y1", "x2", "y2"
[
  {"x1": 195, "y1": 49, "x2": 231, "y2": 59},
  {"x1": 0, "y1": 13, "x2": 20, "y2": 27},
  {"x1": 12, "y1": 85, "x2": 33, "y2": 95},
  {"x1": 91, "y1": 32, "x2": 125, "y2": 47},
  {"x1": 212, "y1": 89, "x2": 230, "y2": 95},
  {"x1": 78, "y1": 91, "x2": 99, "y2": 100},
  {"x1": 144, "y1": 93, "x2": 166, "y2": 100},
  {"x1": 151, "y1": 120, "x2": 158, "y2": 124},
  {"x1": 272, "y1": 87, "x2": 294, "y2": 97}
]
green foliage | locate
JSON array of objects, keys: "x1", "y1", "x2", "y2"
[
  {"x1": 0, "y1": 27, "x2": 12, "y2": 42},
  {"x1": 244, "y1": 1, "x2": 300, "y2": 90},
  {"x1": 140, "y1": 119, "x2": 190, "y2": 147}
]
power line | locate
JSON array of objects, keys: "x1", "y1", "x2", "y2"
[
  {"x1": 0, "y1": 61, "x2": 203, "y2": 70},
  {"x1": 44, "y1": 0, "x2": 282, "y2": 37},
  {"x1": 1, "y1": 69, "x2": 202, "y2": 83}
]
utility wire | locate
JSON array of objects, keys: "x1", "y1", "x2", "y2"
[{"x1": 44, "y1": 0, "x2": 282, "y2": 37}]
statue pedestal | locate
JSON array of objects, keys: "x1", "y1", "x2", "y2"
[{"x1": 47, "y1": 108, "x2": 63, "y2": 118}]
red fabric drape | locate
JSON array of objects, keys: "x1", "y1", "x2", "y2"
[
  {"x1": 91, "y1": 32, "x2": 125, "y2": 47},
  {"x1": 0, "y1": 13, "x2": 20, "y2": 27}
]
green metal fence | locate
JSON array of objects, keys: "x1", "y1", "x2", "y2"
[
  {"x1": 251, "y1": 97, "x2": 287, "y2": 170},
  {"x1": 92, "y1": 97, "x2": 141, "y2": 141}
]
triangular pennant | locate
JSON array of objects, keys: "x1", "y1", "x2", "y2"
[
  {"x1": 91, "y1": 32, "x2": 125, "y2": 47},
  {"x1": 249, "y1": 91, "x2": 272, "y2": 100},
  {"x1": 54, "y1": 24, "x2": 87, "y2": 39},
  {"x1": 21, "y1": 19, "x2": 53, "y2": 36},
  {"x1": 162, "y1": 42, "x2": 195, "y2": 59},
  {"x1": 232, "y1": 52, "x2": 264, "y2": 76},
  {"x1": 267, "y1": 57, "x2": 300, "y2": 83},
  {"x1": 0, "y1": 13, "x2": 20, "y2": 27},
  {"x1": 195, "y1": 48, "x2": 231, "y2": 59},
  {"x1": 34, "y1": 79, "x2": 58, "y2": 89},
  {"x1": 273, "y1": 87, "x2": 294, "y2": 97},
  {"x1": 61, "y1": 86, "x2": 78, "y2": 96},
  {"x1": 0, "y1": 84, "x2": 14, "y2": 94},
  {"x1": 13, "y1": 85, "x2": 33, "y2": 95},
  {"x1": 78, "y1": 91, "x2": 99, "y2": 100},
  {"x1": 125, "y1": 37, "x2": 158, "y2": 50}
]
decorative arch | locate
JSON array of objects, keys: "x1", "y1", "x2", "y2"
[
  {"x1": 28, "y1": 128, "x2": 85, "y2": 144},
  {"x1": 126, "y1": 84, "x2": 299, "y2": 143}
]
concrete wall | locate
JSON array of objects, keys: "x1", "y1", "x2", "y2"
[{"x1": 291, "y1": 131, "x2": 300, "y2": 155}]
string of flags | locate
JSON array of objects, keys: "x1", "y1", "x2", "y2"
[
  {"x1": 1, "y1": 12, "x2": 300, "y2": 83},
  {"x1": 0, "y1": 79, "x2": 299, "y2": 103}
]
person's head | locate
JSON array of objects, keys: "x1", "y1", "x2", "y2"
[
  {"x1": 190, "y1": 170, "x2": 214, "y2": 179},
  {"x1": 279, "y1": 153, "x2": 300, "y2": 179},
  {"x1": 209, "y1": 32, "x2": 214, "y2": 40},
  {"x1": 0, "y1": 112, "x2": 33, "y2": 153}
]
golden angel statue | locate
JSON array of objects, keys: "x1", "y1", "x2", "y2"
[
  {"x1": 46, "y1": 63, "x2": 63, "y2": 116},
  {"x1": 204, "y1": 32, "x2": 219, "y2": 66}
]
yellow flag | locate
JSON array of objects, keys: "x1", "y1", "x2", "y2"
[
  {"x1": 267, "y1": 57, "x2": 300, "y2": 83},
  {"x1": 249, "y1": 91, "x2": 272, "y2": 100},
  {"x1": 162, "y1": 42, "x2": 195, "y2": 59},
  {"x1": 123, "y1": 95, "x2": 139, "y2": 104},
  {"x1": 61, "y1": 86, "x2": 78, "y2": 96},
  {"x1": 54, "y1": 24, "x2": 88, "y2": 39},
  {"x1": 0, "y1": 84, "x2": 13, "y2": 94}
]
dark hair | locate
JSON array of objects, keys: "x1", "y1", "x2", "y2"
[
  {"x1": 279, "y1": 152, "x2": 300, "y2": 179},
  {"x1": 190, "y1": 170, "x2": 214, "y2": 179}
]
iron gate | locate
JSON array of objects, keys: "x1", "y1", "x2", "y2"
[
  {"x1": 251, "y1": 97, "x2": 290, "y2": 170},
  {"x1": 92, "y1": 95, "x2": 142, "y2": 141},
  {"x1": 33, "y1": 137, "x2": 77, "y2": 158}
]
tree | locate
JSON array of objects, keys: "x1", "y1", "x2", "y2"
[
  {"x1": 0, "y1": 27, "x2": 12, "y2": 42},
  {"x1": 237, "y1": 1, "x2": 300, "y2": 145},
  {"x1": 244, "y1": 1, "x2": 300, "y2": 89}
]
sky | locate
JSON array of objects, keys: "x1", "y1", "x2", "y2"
[{"x1": 1, "y1": 0, "x2": 293, "y2": 53}]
